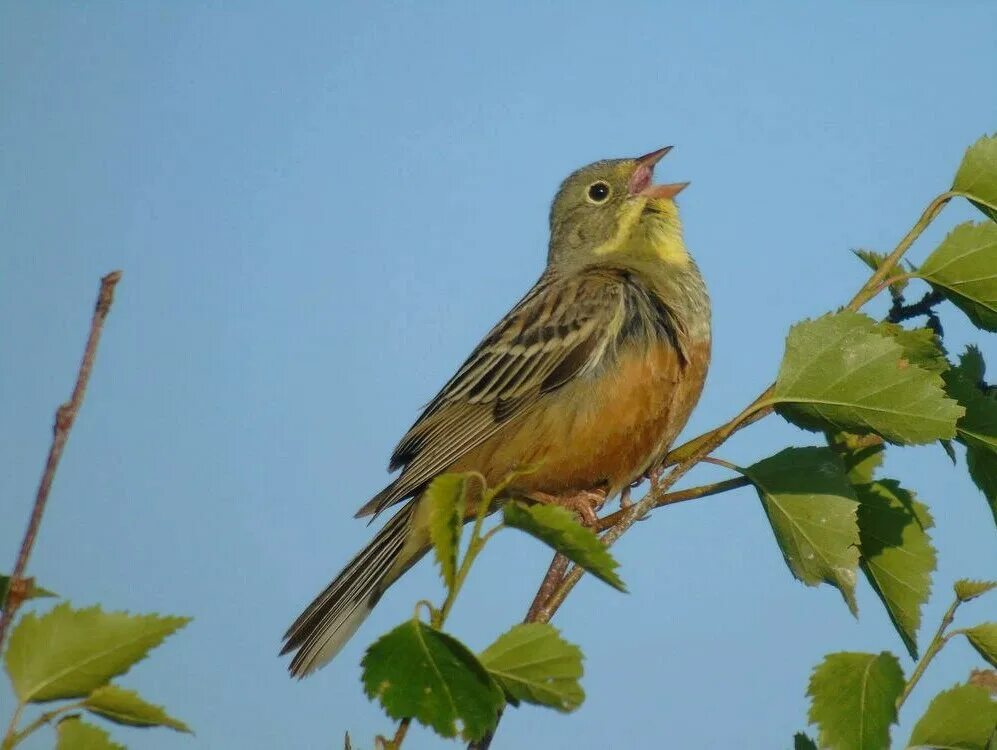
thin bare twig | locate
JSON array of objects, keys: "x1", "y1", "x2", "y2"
[
  {"x1": 0, "y1": 271, "x2": 122, "y2": 651},
  {"x1": 525, "y1": 553, "x2": 569, "y2": 622},
  {"x1": 595, "y1": 476, "x2": 750, "y2": 531}
]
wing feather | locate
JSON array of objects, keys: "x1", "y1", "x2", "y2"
[{"x1": 359, "y1": 271, "x2": 625, "y2": 517}]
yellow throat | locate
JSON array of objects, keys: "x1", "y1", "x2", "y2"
[{"x1": 592, "y1": 196, "x2": 689, "y2": 267}]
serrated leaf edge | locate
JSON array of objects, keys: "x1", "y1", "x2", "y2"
[{"x1": 10, "y1": 604, "x2": 190, "y2": 702}]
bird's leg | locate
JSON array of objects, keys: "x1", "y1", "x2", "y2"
[
  {"x1": 619, "y1": 466, "x2": 663, "y2": 522},
  {"x1": 529, "y1": 489, "x2": 607, "y2": 528},
  {"x1": 644, "y1": 462, "x2": 665, "y2": 494},
  {"x1": 619, "y1": 485, "x2": 632, "y2": 510}
]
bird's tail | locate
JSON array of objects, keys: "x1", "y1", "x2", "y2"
[{"x1": 281, "y1": 501, "x2": 418, "y2": 677}]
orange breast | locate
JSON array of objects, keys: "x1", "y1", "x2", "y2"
[{"x1": 449, "y1": 338, "x2": 710, "y2": 497}]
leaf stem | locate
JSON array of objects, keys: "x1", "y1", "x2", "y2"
[
  {"x1": 1, "y1": 703, "x2": 24, "y2": 750},
  {"x1": 895, "y1": 595, "x2": 962, "y2": 710},
  {"x1": 389, "y1": 718, "x2": 411, "y2": 749},
  {"x1": 2, "y1": 699, "x2": 87, "y2": 750},
  {"x1": 0, "y1": 271, "x2": 122, "y2": 650},
  {"x1": 699, "y1": 456, "x2": 740, "y2": 471},
  {"x1": 866, "y1": 273, "x2": 916, "y2": 306},
  {"x1": 439, "y1": 518, "x2": 500, "y2": 626},
  {"x1": 400, "y1": 486, "x2": 504, "y2": 748},
  {"x1": 846, "y1": 192, "x2": 952, "y2": 312},
  {"x1": 414, "y1": 599, "x2": 438, "y2": 627}
]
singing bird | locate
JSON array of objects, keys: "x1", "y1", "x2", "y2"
[{"x1": 282, "y1": 147, "x2": 711, "y2": 676}]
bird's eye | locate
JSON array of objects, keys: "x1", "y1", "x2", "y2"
[{"x1": 586, "y1": 181, "x2": 611, "y2": 204}]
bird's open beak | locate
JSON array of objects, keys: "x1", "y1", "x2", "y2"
[{"x1": 629, "y1": 146, "x2": 689, "y2": 199}]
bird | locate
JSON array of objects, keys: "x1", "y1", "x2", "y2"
[{"x1": 282, "y1": 147, "x2": 712, "y2": 677}]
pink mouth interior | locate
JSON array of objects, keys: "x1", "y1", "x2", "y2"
[{"x1": 629, "y1": 164, "x2": 653, "y2": 195}]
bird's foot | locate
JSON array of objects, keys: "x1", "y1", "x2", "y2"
[{"x1": 530, "y1": 489, "x2": 607, "y2": 528}]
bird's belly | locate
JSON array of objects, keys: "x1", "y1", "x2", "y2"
[{"x1": 451, "y1": 338, "x2": 709, "y2": 497}]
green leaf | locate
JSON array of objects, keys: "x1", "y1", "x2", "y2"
[
  {"x1": 772, "y1": 311, "x2": 962, "y2": 444},
  {"x1": 740, "y1": 448, "x2": 861, "y2": 614},
  {"x1": 946, "y1": 363, "x2": 997, "y2": 454},
  {"x1": 4, "y1": 603, "x2": 190, "y2": 703},
  {"x1": 965, "y1": 624, "x2": 997, "y2": 669},
  {"x1": 807, "y1": 651, "x2": 904, "y2": 750},
  {"x1": 83, "y1": 684, "x2": 192, "y2": 733},
  {"x1": 908, "y1": 683, "x2": 997, "y2": 750},
  {"x1": 502, "y1": 502, "x2": 625, "y2": 592},
  {"x1": 361, "y1": 619, "x2": 504, "y2": 741},
  {"x1": 953, "y1": 133, "x2": 997, "y2": 223},
  {"x1": 793, "y1": 733, "x2": 819, "y2": 750},
  {"x1": 55, "y1": 717, "x2": 124, "y2": 750},
  {"x1": 826, "y1": 431, "x2": 885, "y2": 484},
  {"x1": 478, "y1": 623, "x2": 584, "y2": 712},
  {"x1": 961, "y1": 346, "x2": 987, "y2": 383},
  {"x1": 426, "y1": 473, "x2": 469, "y2": 592},
  {"x1": 967, "y1": 448, "x2": 997, "y2": 527},
  {"x1": 877, "y1": 323, "x2": 950, "y2": 374},
  {"x1": 917, "y1": 222, "x2": 997, "y2": 331},
  {"x1": 853, "y1": 249, "x2": 909, "y2": 295},
  {"x1": 955, "y1": 580, "x2": 997, "y2": 603},
  {"x1": 0, "y1": 574, "x2": 57, "y2": 605},
  {"x1": 945, "y1": 349, "x2": 997, "y2": 525},
  {"x1": 941, "y1": 438, "x2": 958, "y2": 464},
  {"x1": 855, "y1": 481, "x2": 936, "y2": 659}
]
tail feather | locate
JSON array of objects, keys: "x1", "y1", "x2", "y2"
[
  {"x1": 354, "y1": 478, "x2": 403, "y2": 519},
  {"x1": 282, "y1": 502, "x2": 416, "y2": 677}
]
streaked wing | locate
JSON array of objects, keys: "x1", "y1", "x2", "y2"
[{"x1": 357, "y1": 270, "x2": 626, "y2": 517}]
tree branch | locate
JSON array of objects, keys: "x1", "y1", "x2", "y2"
[
  {"x1": 595, "y1": 476, "x2": 750, "y2": 531},
  {"x1": 534, "y1": 399, "x2": 773, "y2": 626},
  {"x1": 525, "y1": 553, "x2": 569, "y2": 621},
  {"x1": 0, "y1": 271, "x2": 122, "y2": 651}
]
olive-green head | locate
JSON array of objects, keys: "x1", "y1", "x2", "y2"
[{"x1": 547, "y1": 147, "x2": 690, "y2": 268}]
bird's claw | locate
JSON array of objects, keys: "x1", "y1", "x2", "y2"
[
  {"x1": 530, "y1": 489, "x2": 607, "y2": 528},
  {"x1": 619, "y1": 486, "x2": 632, "y2": 510}
]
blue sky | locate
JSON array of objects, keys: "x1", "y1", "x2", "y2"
[{"x1": 2, "y1": 2, "x2": 995, "y2": 748}]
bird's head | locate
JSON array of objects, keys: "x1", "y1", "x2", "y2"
[{"x1": 547, "y1": 147, "x2": 689, "y2": 269}]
